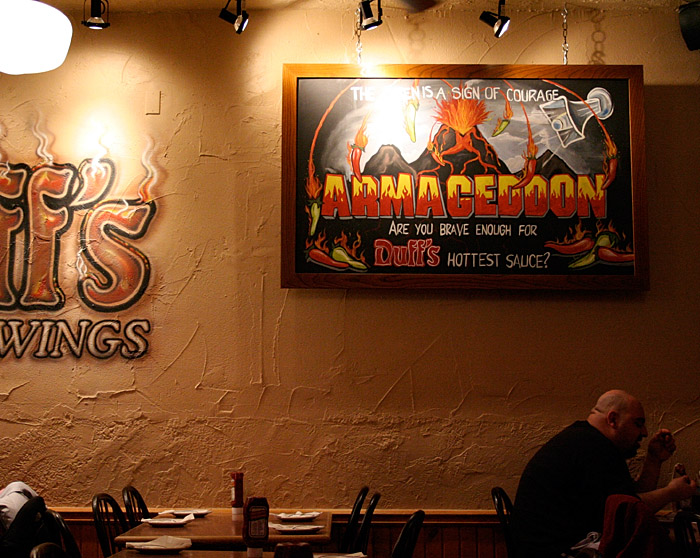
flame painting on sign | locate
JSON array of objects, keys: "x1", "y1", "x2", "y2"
[{"x1": 0, "y1": 116, "x2": 160, "y2": 359}]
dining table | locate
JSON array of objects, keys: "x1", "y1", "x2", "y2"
[
  {"x1": 111, "y1": 552, "x2": 270, "y2": 558},
  {"x1": 114, "y1": 509, "x2": 334, "y2": 550},
  {"x1": 112, "y1": 552, "x2": 355, "y2": 558}
]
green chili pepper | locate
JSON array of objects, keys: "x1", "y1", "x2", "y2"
[
  {"x1": 309, "y1": 201, "x2": 321, "y2": 236},
  {"x1": 331, "y1": 246, "x2": 367, "y2": 271},
  {"x1": 569, "y1": 231, "x2": 619, "y2": 269}
]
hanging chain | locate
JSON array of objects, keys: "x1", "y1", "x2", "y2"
[
  {"x1": 561, "y1": 4, "x2": 569, "y2": 65},
  {"x1": 354, "y1": 7, "x2": 363, "y2": 66}
]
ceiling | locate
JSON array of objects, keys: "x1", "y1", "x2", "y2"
[{"x1": 50, "y1": 0, "x2": 678, "y2": 15}]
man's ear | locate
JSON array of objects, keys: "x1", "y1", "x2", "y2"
[{"x1": 606, "y1": 410, "x2": 619, "y2": 429}]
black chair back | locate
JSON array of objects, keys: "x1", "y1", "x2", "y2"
[
  {"x1": 45, "y1": 510, "x2": 81, "y2": 558},
  {"x1": 353, "y1": 492, "x2": 381, "y2": 554},
  {"x1": 1, "y1": 496, "x2": 54, "y2": 558},
  {"x1": 91, "y1": 493, "x2": 128, "y2": 558},
  {"x1": 391, "y1": 510, "x2": 425, "y2": 558},
  {"x1": 122, "y1": 485, "x2": 151, "y2": 528},
  {"x1": 491, "y1": 486, "x2": 516, "y2": 558},
  {"x1": 674, "y1": 509, "x2": 700, "y2": 558},
  {"x1": 339, "y1": 486, "x2": 369, "y2": 553},
  {"x1": 30, "y1": 542, "x2": 70, "y2": 558}
]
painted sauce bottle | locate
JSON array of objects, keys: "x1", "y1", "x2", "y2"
[{"x1": 243, "y1": 496, "x2": 269, "y2": 557}]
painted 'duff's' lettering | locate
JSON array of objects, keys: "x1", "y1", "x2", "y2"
[{"x1": 0, "y1": 158, "x2": 156, "y2": 314}]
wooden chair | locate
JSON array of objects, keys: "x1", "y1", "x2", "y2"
[
  {"x1": 122, "y1": 485, "x2": 152, "y2": 528},
  {"x1": 352, "y1": 492, "x2": 381, "y2": 554},
  {"x1": 391, "y1": 510, "x2": 425, "y2": 558},
  {"x1": 45, "y1": 509, "x2": 81, "y2": 558},
  {"x1": 91, "y1": 493, "x2": 128, "y2": 558},
  {"x1": 491, "y1": 486, "x2": 516, "y2": 558},
  {"x1": 674, "y1": 509, "x2": 700, "y2": 558},
  {"x1": 30, "y1": 542, "x2": 70, "y2": 558},
  {"x1": 339, "y1": 486, "x2": 369, "y2": 553}
]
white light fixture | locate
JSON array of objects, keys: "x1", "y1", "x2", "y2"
[
  {"x1": 0, "y1": 0, "x2": 73, "y2": 75},
  {"x1": 480, "y1": 0, "x2": 510, "y2": 38}
]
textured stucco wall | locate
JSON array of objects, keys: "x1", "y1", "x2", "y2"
[{"x1": 0, "y1": 6, "x2": 698, "y2": 511}]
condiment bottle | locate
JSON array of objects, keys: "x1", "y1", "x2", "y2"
[
  {"x1": 243, "y1": 496, "x2": 269, "y2": 558},
  {"x1": 231, "y1": 472, "x2": 244, "y2": 518}
]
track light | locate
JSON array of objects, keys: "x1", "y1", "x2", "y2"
[
  {"x1": 679, "y1": 0, "x2": 700, "y2": 50},
  {"x1": 220, "y1": 0, "x2": 249, "y2": 34},
  {"x1": 480, "y1": 0, "x2": 510, "y2": 38},
  {"x1": 81, "y1": 0, "x2": 110, "y2": 29},
  {"x1": 359, "y1": 0, "x2": 383, "y2": 30},
  {"x1": 0, "y1": 0, "x2": 73, "y2": 75}
]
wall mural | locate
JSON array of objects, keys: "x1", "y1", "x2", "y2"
[{"x1": 0, "y1": 119, "x2": 158, "y2": 360}]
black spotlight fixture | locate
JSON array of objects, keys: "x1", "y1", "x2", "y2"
[
  {"x1": 480, "y1": 0, "x2": 510, "y2": 38},
  {"x1": 81, "y1": 0, "x2": 110, "y2": 29},
  {"x1": 679, "y1": 0, "x2": 700, "y2": 50},
  {"x1": 359, "y1": 0, "x2": 383, "y2": 30},
  {"x1": 220, "y1": 0, "x2": 249, "y2": 34}
]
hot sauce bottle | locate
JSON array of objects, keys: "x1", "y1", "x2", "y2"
[
  {"x1": 231, "y1": 472, "x2": 244, "y2": 518},
  {"x1": 243, "y1": 496, "x2": 269, "y2": 557}
]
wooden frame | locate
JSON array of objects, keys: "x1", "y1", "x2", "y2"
[{"x1": 281, "y1": 64, "x2": 648, "y2": 290}]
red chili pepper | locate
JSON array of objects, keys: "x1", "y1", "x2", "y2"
[
  {"x1": 597, "y1": 246, "x2": 634, "y2": 263},
  {"x1": 510, "y1": 157, "x2": 537, "y2": 190},
  {"x1": 349, "y1": 144, "x2": 363, "y2": 183},
  {"x1": 544, "y1": 237, "x2": 595, "y2": 255},
  {"x1": 307, "y1": 248, "x2": 349, "y2": 269},
  {"x1": 601, "y1": 156, "x2": 618, "y2": 190}
]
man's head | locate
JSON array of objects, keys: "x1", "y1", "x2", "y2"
[{"x1": 587, "y1": 389, "x2": 648, "y2": 458}]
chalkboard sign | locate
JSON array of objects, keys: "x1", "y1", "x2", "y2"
[{"x1": 281, "y1": 64, "x2": 648, "y2": 290}]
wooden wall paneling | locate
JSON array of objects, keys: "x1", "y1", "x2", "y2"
[
  {"x1": 476, "y1": 526, "x2": 495, "y2": 558},
  {"x1": 423, "y1": 522, "x2": 443, "y2": 558},
  {"x1": 458, "y1": 524, "x2": 478, "y2": 558},
  {"x1": 441, "y1": 526, "x2": 461, "y2": 558}
]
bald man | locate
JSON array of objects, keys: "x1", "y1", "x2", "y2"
[{"x1": 512, "y1": 390, "x2": 697, "y2": 558}]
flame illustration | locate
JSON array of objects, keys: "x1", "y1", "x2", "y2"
[
  {"x1": 32, "y1": 114, "x2": 55, "y2": 166},
  {"x1": 75, "y1": 247, "x2": 88, "y2": 280},
  {"x1": 138, "y1": 136, "x2": 158, "y2": 203},
  {"x1": 86, "y1": 125, "x2": 110, "y2": 179},
  {"x1": 504, "y1": 80, "x2": 539, "y2": 190},
  {"x1": 434, "y1": 94, "x2": 490, "y2": 136},
  {"x1": 306, "y1": 230, "x2": 328, "y2": 251},
  {"x1": 347, "y1": 113, "x2": 370, "y2": 183}
]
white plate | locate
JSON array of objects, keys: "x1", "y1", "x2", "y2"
[
  {"x1": 170, "y1": 509, "x2": 211, "y2": 517},
  {"x1": 270, "y1": 523, "x2": 323, "y2": 534},
  {"x1": 276, "y1": 512, "x2": 322, "y2": 522}
]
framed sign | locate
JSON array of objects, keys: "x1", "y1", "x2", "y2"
[{"x1": 281, "y1": 64, "x2": 648, "y2": 290}]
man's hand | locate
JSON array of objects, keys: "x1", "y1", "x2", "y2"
[
  {"x1": 667, "y1": 475, "x2": 698, "y2": 502},
  {"x1": 647, "y1": 429, "x2": 676, "y2": 462}
]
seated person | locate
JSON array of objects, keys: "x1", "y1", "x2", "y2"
[
  {"x1": 0, "y1": 482, "x2": 52, "y2": 558},
  {"x1": 512, "y1": 390, "x2": 697, "y2": 558},
  {"x1": 0, "y1": 482, "x2": 39, "y2": 536}
]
